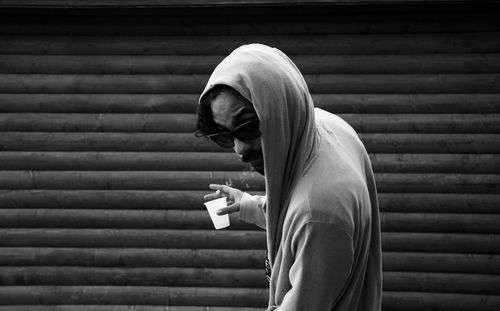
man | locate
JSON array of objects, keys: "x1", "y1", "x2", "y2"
[{"x1": 195, "y1": 44, "x2": 382, "y2": 310}]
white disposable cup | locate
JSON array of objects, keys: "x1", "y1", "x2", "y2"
[{"x1": 204, "y1": 197, "x2": 230, "y2": 229}]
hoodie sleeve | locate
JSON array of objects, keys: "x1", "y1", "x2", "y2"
[
  {"x1": 268, "y1": 221, "x2": 354, "y2": 311},
  {"x1": 239, "y1": 192, "x2": 267, "y2": 229}
]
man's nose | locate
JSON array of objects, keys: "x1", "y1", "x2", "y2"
[{"x1": 233, "y1": 138, "x2": 251, "y2": 158}]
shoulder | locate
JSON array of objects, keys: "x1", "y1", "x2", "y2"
[{"x1": 284, "y1": 186, "x2": 356, "y2": 240}]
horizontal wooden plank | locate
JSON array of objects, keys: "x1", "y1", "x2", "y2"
[
  {"x1": 0, "y1": 171, "x2": 498, "y2": 193},
  {"x1": 0, "y1": 133, "x2": 222, "y2": 152},
  {"x1": 1, "y1": 94, "x2": 499, "y2": 113},
  {"x1": 1, "y1": 268, "x2": 499, "y2": 295},
  {"x1": 382, "y1": 232, "x2": 500, "y2": 253},
  {"x1": 0, "y1": 152, "x2": 497, "y2": 173},
  {"x1": 0, "y1": 229, "x2": 267, "y2": 249},
  {"x1": 360, "y1": 133, "x2": 500, "y2": 153},
  {"x1": 0, "y1": 0, "x2": 318, "y2": 7},
  {"x1": 0, "y1": 307, "x2": 263, "y2": 311},
  {"x1": 0, "y1": 55, "x2": 228, "y2": 75},
  {"x1": 1, "y1": 113, "x2": 498, "y2": 133},
  {"x1": 0, "y1": 248, "x2": 267, "y2": 268},
  {"x1": 0, "y1": 94, "x2": 199, "y2": 113},
  {"x1": 1, "y1": 191, "x2": 497, "y2": 213},
  {"x1": 0, "y1": 0, "x2": 496, "y2": 8},
  {"x1": 0, "y1": 190, "x2": 214, "y2": 209},
  {"x1": 369, "y1": 154, "x2": 500, "y2": 173},
  {"x1": 0, "y1": 266, "x2": 268, "y2": 287},
  {"x1": 340, "y1": 114, "x2": 500, "y2": 133},
  {"x1": 0, "y1": 287, "x2": 499, "y2": 310},
  {"x1": 1, "y1": 248, "x2": 498, "y2": 274},
  {"x1": 0, "y1": 209, "x2": 258, "y2": 230},
  {"x1": 387, "y1": 273, "x2": 497, "y2": 295},
  {"x1": 1, "y1": 132, "x2": 498, "y2": 153},
  {"x1": 0, "y1": 2, "x2": 493, "y2": 12},
  {"x1": 378, "y1": 193, "x2": 500, "y2": 213},
  {"x1": 0, "y1": 170, "x2": 265, "y2": 191},
  {"x1": 0, "y1": 113, "x2": 197, "y2": 132},
  {"x1": 2, "y1": 54, "x2": 500, "y2": 74},
  {"x1": 375, "y1": 173, "x2": 500, "y2": 193},
  {"x1": 381, "y1": 213, "x2": 500, "y2": 233},
  {"x1": 383, "y1": 292, "x2": 500, "y2": 311},
  {"x1": 0, "y1": 152, "x2": 244, "y2": 171},
  {"x1": 383, "y1": 252, "x2": 500, "y2": 274},
  {"x1": 1, "y1": 33, "x2": 499, "y2": 55},
  {"x1": 0, "y1": 229, "x2": 498, "y2": 253},
  {"x1": 1, "y1": 74, "x2": 499, "y2": 94},
  {"x1": 314, "y1": 94, "x2": 500, "y2": 113},
  {"x1": 0, "y1": 306, "x2": 265, "y2": 311},
  {"x1": 0, "y1": 286, "x2": 268, "y2": 306},
  {"x1": 1, "y1": 209, "x2": 498, "y2": 233},
  {"x1": 1, "y1": 0, "x2": 496, "y2": 10},
  {"x1": 0, "y1": 74, "x2": 205, "y2": 94},
  {"x1": 0, "y1": 5, "x2": 498, "y2": 36},
  {"x1": 0, "y1": 190, "x2": 212, "y2": 209}
]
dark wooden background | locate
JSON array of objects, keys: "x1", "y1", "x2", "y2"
[{"x1": 0, "y1": 1, "x2": 499, "y2": 310}]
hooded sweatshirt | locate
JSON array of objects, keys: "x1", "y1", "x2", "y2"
[{"x1": 199, "y1": 44, "x2": 382, "y2": 311}]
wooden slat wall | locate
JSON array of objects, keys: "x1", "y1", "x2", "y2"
[{"x1": 0, "y1": 3, "x2": 499, "y2": 311}]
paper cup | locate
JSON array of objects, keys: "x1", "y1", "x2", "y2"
[{"x1": 204, "y1": 197, "x2": 230, "y2": 229}]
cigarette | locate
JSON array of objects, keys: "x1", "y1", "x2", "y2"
[{"x1": 216, "y1": 190, "x2": 221, "y2": 195}]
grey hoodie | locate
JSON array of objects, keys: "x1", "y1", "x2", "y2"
[{"x1": 200, "y1": 44, "x2": 382, "y2": 311}]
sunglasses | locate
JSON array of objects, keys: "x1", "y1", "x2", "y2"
[{"x1": 207, "y1": 119, "x2": 261, "y2": 148}]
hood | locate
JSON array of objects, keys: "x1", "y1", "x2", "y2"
[{"x1": 199, "y1": 43, "x2": 318, "y2": 262}]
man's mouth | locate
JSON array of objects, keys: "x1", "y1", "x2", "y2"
[{"x1": 241, "y1": 150, "x2": 264, "y2": 174}]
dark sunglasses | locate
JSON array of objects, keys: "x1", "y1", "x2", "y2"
[{"x1": 207, "y1": 119, "x2": 261, "y2": 148}]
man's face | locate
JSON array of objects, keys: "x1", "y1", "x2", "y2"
[{"x1": 210, "y1": 89, "x2": 264, "y2": 175}]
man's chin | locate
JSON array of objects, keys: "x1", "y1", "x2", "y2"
[
  {"x1": 245, "y1": 151, "x2": 264, "y2": 175},
  {"x1": 252, "y1": 164, "x2": 265, "y2": 175}
]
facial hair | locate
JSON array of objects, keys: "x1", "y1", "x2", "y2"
[{"x1": 242, "y1": 148, "x2": 264, "y2": 175}]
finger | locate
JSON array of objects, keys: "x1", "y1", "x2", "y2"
[
  {"x1": 203, "y1": 193, "x2": 217, "y2": 201},
  {"x1": 209, "y1": 184, "x2": 225, "y2": 191},
  {"x1": 203, "y1": 190, "x2": 224, "y2": 201},
  {"x1": 216, "y1": 202, "x2": 240, "y2": 215},
  {"x1": 210, "y1": 183, "x2": 234, "y2": 194},
  {"x1": 220, "y1": 185, "x2": 233, "y2": 194}
]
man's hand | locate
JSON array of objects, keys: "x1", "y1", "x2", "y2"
[{"x1": 204, "y1": 184, "x2": 243, "y2": 215}]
